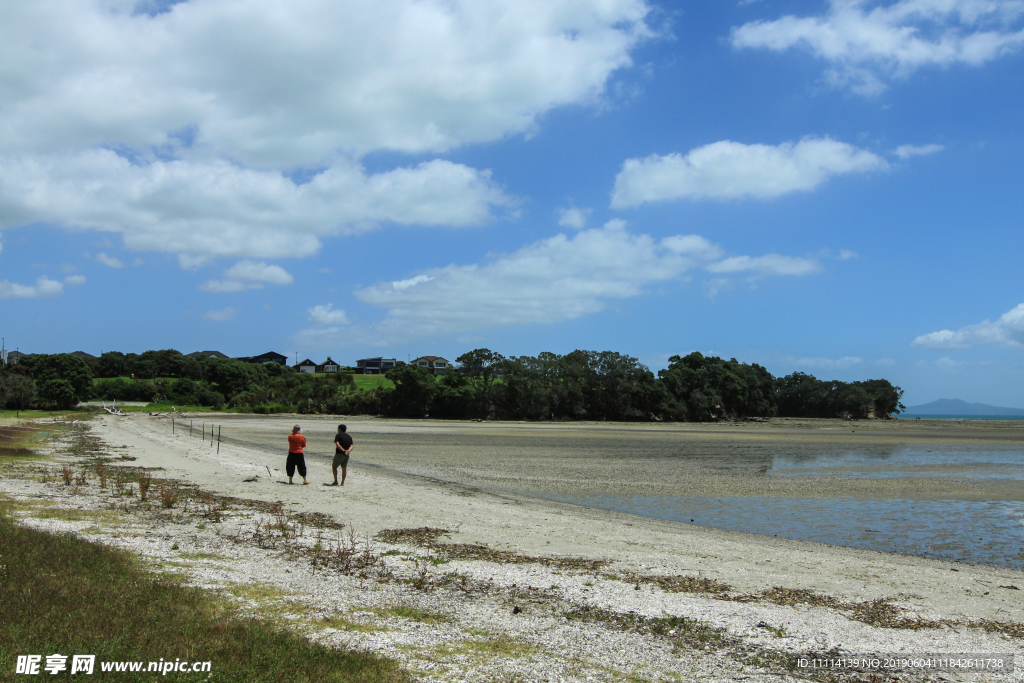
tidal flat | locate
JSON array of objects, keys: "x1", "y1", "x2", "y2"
[{"x1": 216, "y1": 416, "x2": 1024, "y2": 570}]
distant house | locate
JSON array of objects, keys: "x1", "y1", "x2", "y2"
[
  {"x1": 71, "y1": 351, "x2": 97, "y2": 361},
  {"x1": 296, "y1": 359, "x2": 318, "y2": 374},
  {"x1": 411, "y1": 356, "x2": 451, "y2": 375},
  {"x1": 6, "y1": 350, "x2": 26, "y2": 365},
  {"x1": 355, "y1": 357, "x2": 397, "y2": 375},
  {"x1": 318, "y1": 357, "x2": 341, "y2": 373},
  {"x1": 237, "y1": 351, "x2": 288, "y2": 366},
  {"x1": 186, "y1": 350, "x2": 229, "y2": 360}
]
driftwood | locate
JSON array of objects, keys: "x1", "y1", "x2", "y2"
[{"x1": 102, "y1": 400, "x2": 127, "y2": 416}]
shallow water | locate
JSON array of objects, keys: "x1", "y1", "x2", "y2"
[
  {"x1": 218, "y1": 417, "x2": 1024, "y2": 569},
  {"x1": 536, "y1": 493, "x2": 1024, "y2": 569}
]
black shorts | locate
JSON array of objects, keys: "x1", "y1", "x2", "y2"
[
  {"x1": 286, "y1": 452, "x2": 306, "y2": 478},
  {"x1": 332, "y1": 451, "x2": 349, "y2": 469}
]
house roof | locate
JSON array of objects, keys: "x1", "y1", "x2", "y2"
[
  {"x1": 322, "y1": 357, "x2": 339, "y2": 365},
  {"x1": 71, "y1": 351, "x2": 97, "y2": 360},
  {"x1": 186, "y1": 350, "x2": 229, "y2": 359},
  {"x1": 296, "y1": 358, "x2": 317, "y2": 366},
  {"x1": 412, "y1": 356, "x2": 449, "y2": 363},
  {"x1": 252, "y1": 351, "x2": 287, "y2": 359}
]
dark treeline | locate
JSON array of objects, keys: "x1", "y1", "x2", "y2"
[
  {"x1": 1, "y1": 348, "x2": 904, "y2": 420},
  {"x1": 387, "y1": 349, "x2": 904, "y2": 421}
]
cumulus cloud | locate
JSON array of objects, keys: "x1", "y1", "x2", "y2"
[
  {"x1": 0, "y1": 153, "x2": 513, "y2": 259},
  {"x1": 611, "y1": 137, "x2": 887, "y2": 207},
  {"x1": 732, "y1": 0, "x2": 1024, "y2": 94},
  {"x1": 0, "y1": 0, "x2": 652, "y2": 259},
  {"x1": 200, "y1": 260, "x2": 294, "y2": 292},
  {"x1": 294, "y1": 222, "x2": 823, "y2": 347},
  {"x1": 0, "y1": 274, "x2": 84, "y2": 299},
  {"x1": 912, "y1": 303, "x2": 1024, "y2": 348},
  {"x1": 200, "y1": 307, "x2": 239, "y2": 321},
  {"x1": 894, "y1": 143, "x2": 945, "y2": 158},
  {"x1": 1, "y1": 0, "x2": 651, "y2": 164},
  {"x1": 308, "y1": 304, "x2": 350, "y2": 326},
  {"x1": 557, "y1": 207, "x2": 591, "y2": 229}
]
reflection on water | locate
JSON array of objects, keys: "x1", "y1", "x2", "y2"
[
  {"x1": 538, "y1": 494, "x2": 1024, "y2": 570},
  {"x1": 769, "y1": 445, "x2": 1024, "y2": 484},
  {"x1": 532, "y1": 444, "x2": 1024, "y2": 570},
  {"x1": 223, "y1": 419, "x2": 1024, "y2": 569}
]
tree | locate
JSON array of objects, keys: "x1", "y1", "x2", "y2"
[
  {"x1": 96, "y1": 351, "x2": 129, "y2": 378},
  {"x1": 859, "y1": 379, "x2": 905, "y2": 417},
  {"x1": 384, "y1": 364, "x2": 436, "y2": 418},
  {"x1": 659, "y1": 353, "x2": 746, "y2": 421},
  {"x1": 199, "y1": 358, "x2": 259, "y2": 399},
  {"x1": 38, "y1": 379, "x2": 78, "y2": 409},
  {"x1": 456, "y1": 348, "x2": 506, "y2": 418},
  {"x1": 32, "y1": 354, "x2": 93, "y2": 404},
  {"x1": 1, "y1": 375, "x2": 36, "y2": 410}
]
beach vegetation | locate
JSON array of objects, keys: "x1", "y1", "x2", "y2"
[{"x1": 0, "y1": 505, "x2": 411, "y2": 682}]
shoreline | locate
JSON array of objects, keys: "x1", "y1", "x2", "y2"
[
  {"x1": 87, "y1": 413, "x2": 1024, "y2": 619},
  {"x1": 3, "y1": 413, "x2": 1023, "y2": 682}
]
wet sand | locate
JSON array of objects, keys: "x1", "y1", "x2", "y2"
[{"x1": 88, "y1": 413, "x2": 1015, "y2": 608}]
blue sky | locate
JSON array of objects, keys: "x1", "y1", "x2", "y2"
[{"x1": 2, "y1": 0, "x2": 1023, "y2": 407}]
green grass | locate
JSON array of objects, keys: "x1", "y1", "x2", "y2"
[
  {"x1": 352, "y1": 375, "x2": 395, "y2": 391},
  {"x1": 0, "y1": 503, "x2": 410, "y2": 683},
  {"x1": 0, "y1": 410, "x2": 81, "y2": 419}
]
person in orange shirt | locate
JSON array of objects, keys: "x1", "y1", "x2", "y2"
[{"x1": 286, "y1": 424, "x2": 309, "y2": 485}]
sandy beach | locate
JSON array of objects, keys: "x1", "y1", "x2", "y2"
[{"x1": 3, "y1": 412, "x2": 1022, "y2": 682}]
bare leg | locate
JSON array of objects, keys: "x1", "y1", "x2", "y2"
[
  {"x1": 340, "y1": 466, "x2": 347, "y2": 486},
  {"x1": 331, "y1": 467, "x2": 339, "y2": 485}
]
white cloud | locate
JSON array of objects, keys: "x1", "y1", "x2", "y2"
[
  {"x1": 200, "y1": 260, "x2": 293, "y2": 292},
  {"x1": 912, "y1": 303, "x2": 1024, "y2": 348},
  {"x1": 837, "y1": 249, "x2": 858, "y2": 260},
  {"x1": 0, "y1": 0, "x2": 652, "y2": 258},
  {"x1": 706, "y1": 254, "x2": 822, "y2": 276},
  {"x1": 0, "y1": 153, "x2": 513, "y2": 259},
  {"x1": 308, "y1": 304, "x2": 350, "y2": 326},
  {"x1": 94, "y1": 252, "x2": 125, "y2": 268},
  {"x1": 392, "y1": 275, "x2": 433, "y2": 290},
  {"x1": 611, "y1": 137, "x2": 887, "y2": 207},
  {"x1": 294, "y1": 222, "x2": 822, "y2": 347},
  {"x1": 200, "y1": 307, "x2": 239, "y2": 321},
  {"x1": 557, "y1": 207, "x2": 592, "y2": 229},
  {"x1": 0, "y1": 276, "x2": 66, "y2": 299},
  {"x1": 64, "y1": 275, "x2": 86, "y2": 287},
  {"x1": 0, "y1": 0, "x2": 651, "y2": 164},
  {"x1": 732, "y1": 0, "x2": 1024, "y2": 94},
  {"x1": 894, "y1": 143, "x2": 945, "y2": 158}
]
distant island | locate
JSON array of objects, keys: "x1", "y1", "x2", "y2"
[{"x1": 904, "y1": 398, "x2": 1024, "y2": 416}]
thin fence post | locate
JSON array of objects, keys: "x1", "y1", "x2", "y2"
[
  {"x1": 217, "y1": 426, "x2": 221, "y2": 454},
  {"x1": 172, "y1": 418, "x2": 175, "y2": 434},
  {"x1": 203, "y1": 422, "x2": 205, "y2": 440},
  {"x1": 190, "y1": 420, "x2": 193, "y2": 437}
]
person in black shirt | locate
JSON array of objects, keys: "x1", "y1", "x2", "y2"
[{"x1": 331, "y1": 424, "x2": 353, "y2": 486}]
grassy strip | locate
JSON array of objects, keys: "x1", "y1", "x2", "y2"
[{"x1": 0, "y1": 505, "x2": 410, "y2": 683}]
